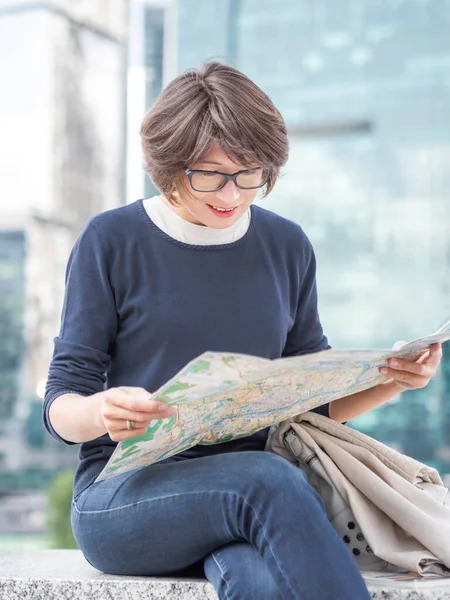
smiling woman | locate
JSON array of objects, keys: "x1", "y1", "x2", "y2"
[
  {"x1": 43, "y1": 61, "x2": 371, "y2": 600},
  {"x1": 140, "y1": 61, "x2": 288, "y2": 227}
]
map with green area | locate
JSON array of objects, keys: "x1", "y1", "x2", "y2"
[{"x1": 96, "y1": 319, "x2": 450, "y2": 482}]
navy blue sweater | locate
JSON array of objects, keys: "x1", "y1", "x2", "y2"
[{"x1": 44, "y1": 200, "x2": 330, "y2": 498}]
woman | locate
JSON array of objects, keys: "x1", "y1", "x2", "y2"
[{"x1": 44, "y1": 62, "x2": 441, "y2": 600}]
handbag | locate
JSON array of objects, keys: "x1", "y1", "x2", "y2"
[{"x1": 283, "y1": 428, "x2": 402, "y2": 572}]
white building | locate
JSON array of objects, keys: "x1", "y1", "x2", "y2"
[
  {"x1": 0, "y1": 0, "x2": 128, "y2": 479},
  {"x1": 126, "y1": 0, "x2": 174, "y2": 203}
]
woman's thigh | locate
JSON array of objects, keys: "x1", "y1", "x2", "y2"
[
  {"x1": 204, "y1": 542, "x2": 282, "y2": 600},
  {"x1": 71, "y1": 450, "x2": 371, "y2": 599},
  {"x1": 71, "y1": 451, "x2": 302, "y2": 575}
]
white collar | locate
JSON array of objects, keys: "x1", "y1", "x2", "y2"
[{"x1": 143, "y1": 195, "x2": 251, "y2": 246}]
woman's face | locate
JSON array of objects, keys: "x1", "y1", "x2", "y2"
[{"x1": 168, "y1": 144, "x2": 263, "y2": 228}]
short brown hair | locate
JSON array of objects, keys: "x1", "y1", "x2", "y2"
[{"x1": 141, "y1": 61, "x2": 289, "y2": 204}]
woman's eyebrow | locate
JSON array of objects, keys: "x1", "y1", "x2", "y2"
[
  {"x1": 197, "y1": 161, "x2": 257, "y2": 169},
  {"x1": 197, "y1": 160, "x2": 225, "y2": 167}
]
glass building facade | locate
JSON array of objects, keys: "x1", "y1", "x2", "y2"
[
  {"x1": 174, "y1": 0, "x2": 450, "y2": 473},
  {"x1": 0, "y1": 231, "x2": 25, "y2": 421},
  {"x1": 144, "y1": 5, "x2": 165, "y2": 198}
]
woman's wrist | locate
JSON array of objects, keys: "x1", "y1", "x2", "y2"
[
  {"x1": 89, "y1": 392, "x2": 108, "y2": 437},
  {"x1": 329, "y1": 380, "x2": 403, "y2": 422}
]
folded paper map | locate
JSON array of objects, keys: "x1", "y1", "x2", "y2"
[{"x1": 96, "y1": 318, "x2": 450, "y2": 482}]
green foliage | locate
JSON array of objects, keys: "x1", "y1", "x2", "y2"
[{"x1": 46, "y1": 470, "x2": 78, "y2": 549}]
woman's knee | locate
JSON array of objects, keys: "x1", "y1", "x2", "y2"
[
  {"x1": 204, "y1": 542, "x2": 282, "y2": 600},
  {"x1": 233, "y1": 451, "x2": 311, "y2": 494}
]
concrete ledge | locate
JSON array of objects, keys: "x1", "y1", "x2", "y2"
[
  {"x1": 0, "y1": 550, "x2": 217, "y2": 600},
  {"x1": 1, "y1": 550, "x2": 449, "y2": 600}
]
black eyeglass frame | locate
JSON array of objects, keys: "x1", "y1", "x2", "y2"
[{"x1": 183, "y1": 166, "x2": 272, "y2": 192}]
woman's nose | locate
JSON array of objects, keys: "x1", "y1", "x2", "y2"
[{"x1": 215, "y1": 179, "x2": 240, "y2": 203}]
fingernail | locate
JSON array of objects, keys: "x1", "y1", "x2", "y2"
[
  {"x1": 380, "y1": 368, "x2": 388, "y2": 375},
  {"x1": 390, "y1": 360, "x2": 398, "y2": 367},
  {"x1": 158, "y1": 402, "x2": 172, "y2": 411}
]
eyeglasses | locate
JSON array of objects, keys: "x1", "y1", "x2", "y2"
[{"x1": 184, "y1": 166, "x2": 272, "y2": 193}]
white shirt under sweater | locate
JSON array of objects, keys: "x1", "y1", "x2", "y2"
[{"x1": 143, "y1": 195, "x2": 251, "y2": 245}]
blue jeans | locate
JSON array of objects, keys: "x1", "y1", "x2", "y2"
[{"x1": 71, "y1": 451, "x2": 370, "y2": 600}]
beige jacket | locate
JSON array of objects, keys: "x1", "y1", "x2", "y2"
[{"x1": 266, "y1": 411, "x2": 450, "y2": 575}]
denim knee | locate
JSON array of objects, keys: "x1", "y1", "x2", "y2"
[
  {"x1": 204, "y1": 542, "x2": 282, "y2": 600},
  {"x1": 238, "y1": 451, "x2": 312, "y2": 494}
]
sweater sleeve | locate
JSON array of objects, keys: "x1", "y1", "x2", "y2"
[
  {"x1": 43, "y1": 220, "x2": 118, "y2": 444},
  {"x1": 282, "y1": 238, "x2": 331, "y2": 418}
]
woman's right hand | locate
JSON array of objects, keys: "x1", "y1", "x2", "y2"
[{"x1": 95, "y1": 386, "x2": 176, "y2": 442}]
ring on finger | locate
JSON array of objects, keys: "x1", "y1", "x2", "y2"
[{"x1": 126, "y1": 419, "x2": 136, "y2": 431}]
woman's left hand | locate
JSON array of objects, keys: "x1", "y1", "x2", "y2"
[{"x1": 379, "y1": 342, "x2": 442, "y2": 390}]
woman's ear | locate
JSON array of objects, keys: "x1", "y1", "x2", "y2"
[{"x1": 165, "y1": 185, "x2": 181, "y2": 206}]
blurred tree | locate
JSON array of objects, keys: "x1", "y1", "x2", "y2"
[{"x1": 46, "y1": 470, "x2": 78, "y2": 549}]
